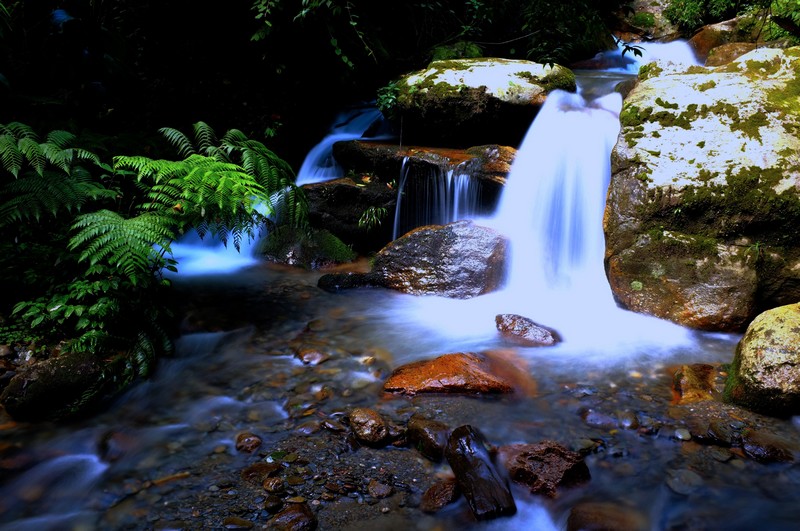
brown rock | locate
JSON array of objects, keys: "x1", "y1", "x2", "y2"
[
  {"x1": 566, "y1": 501, "x2": 649, "y2": 531},
  {"x1": 705, "y1": 42, "x2": 758, "y2": 66},
  {"x1": 383, "y1": 352, "x2": 514, "y2": 396},
  {"x1": 673, "y1": 364, "x2": 717, "y2": 404},
  {"x1": 240, "y1": 462, "x2": 281, "y2": 484},
  {"x1": 347, "y1": 407, "x2": 388, "y2": 445},
  {"x1": 495, "y1": 314, "x2": 560, "y2": 346},
  {"x1": 269, "y1": 502, "x2": 317, "y2": 531},
  {"x1": 407, "y1": 413, "x2": 450, "y2": 461},
  {"x1": 295, "y1": 348, "x2": 330, "y2": 366},
  {"x1": 420, "y1": 479, "x2": 460, "y2": 513},
  {"x1": 498, "y1": 441, "x2": 591, "y2": 497},
  {"x1": 235, "y1": 432, "x2": 262, "y2": 453},
  {"x1": 367, "y1": 479, "x2": 393, "y2": 499},
  {"x1": 741, "y1": 429, "x2": 796, "y2": 463}
]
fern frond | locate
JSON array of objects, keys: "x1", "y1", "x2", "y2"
[
  {"x1": 45, "y1": 130, "x2": 76, "y2": 149},
  {"x1": 0, "y1": 170, "x2": 117, "y2": 225},
  {"x1": 70, "y1": 210, "x2": 179, "y2": 285},
  {"x1": 0, "y1": 134, "x2": 22, "y2": 177},
  {"x1": 3, "y1": 122, "x2": 38, "y2": 141},
  {"x1": 18, "y1": 137, "x2": 45, "y2": 176},
  {"x1": 41, "y1": 142, "x2": 72, "y2": 174},
  {"x1": 158, "y1": 127, "x2": 196, "y2": 159},
  {"x1": 192, "y1": 121, "x2": 219, "y2": 156},
  {"x1": 221, "y1": 128, "x2": 248, "y2": 144}
]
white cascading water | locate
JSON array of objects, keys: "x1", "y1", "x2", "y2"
[
  {"x1": 392, "y1": 158, "x2": 483, "y2": 240},
  {"x1": 295, "y1": 105, "x2": 387, "y2": 186}
]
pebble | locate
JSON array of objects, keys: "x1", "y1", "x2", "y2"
[
  {"x1": 674, "y1": 429, "x2": 692, "y2": 441},
  {"x1": 666, "y1": 469, "x2": 704, "y2": 495},
  {"x1": 235, "y1": 432, "x2": 262, "y2": 453}
]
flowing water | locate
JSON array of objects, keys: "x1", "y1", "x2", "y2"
[{"x1": 3, "y1": 46, "x2": 800, "y2": 530}]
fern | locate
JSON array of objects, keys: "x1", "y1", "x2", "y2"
[
  {"x1": 70, "y1": 210, "x2": 179, "y2": 285},
  {"x1": 0, "y1": 167, "x2": 117, "y2": 225}
]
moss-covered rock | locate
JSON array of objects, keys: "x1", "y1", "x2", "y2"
[
  {"x1": 393, "y1": 58, "x2": 576, "y2": 147},
  {"x1": 258, "y1": 226, "x2": 356, "y2": 269},
  {"x1": 725, "y1": 303, "x2": 800, "y2": 416},
  {"x1": 606, "y1": 46, "x2": 800, "y2": 331}
]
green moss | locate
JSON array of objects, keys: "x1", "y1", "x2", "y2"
[
  {"x1": 519, "y1": 67, "x2": 577, "y2": 93},
  {"x1": 259, "y1": 227, "x2": 356, "y2": 269},
  {"x1": 696, "y1": 80, "x2": 716, "y2": 92},
  {"x1": 731, "y1": 112, "x2": 769, "y2": 142},
  {"x1": 430, "y1": 41, "x2": 483, "y2": 61},
  {"x1": 696, "y1": 141, "x2": 705, "y2": 148},
  {"x1": 745, "y1": 57, "x2": 782, "y2": 77},
  {"x1": 655, "y1": 97, "x2": 679, "y2": 109},
  {"x1": 639, "y1": 62, "x2": 663, "y2": 81},
  {"x1": 686, "y1": 65, "x2": 711, "y2": 75},
  {"x1": 631, "y1": 12, "x2": 656, "y2": 28}
]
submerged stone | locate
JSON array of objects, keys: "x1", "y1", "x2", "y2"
[
  {"x1": 445, "y1": 425, "x2": 516, "y2": 521},
  {"x1": 495, "y1": 313, "x2": 560, "y2": 346},
  {"x1": 497, "y1": 441, "x2": 591, "y2": 497},
  {"x1": 383, "y1": 352, "x2": 514, "y2": 396}
]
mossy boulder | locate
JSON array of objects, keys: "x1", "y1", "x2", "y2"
[
  {"x1": 393, "y1": 58, "x2": 576, "y2": 147},
  {"x1": 605, "y1": 47, "x2": 800, "y2": 331},
  {"x1": 725, "y1": 303, "x2": 800, "y2": 416},
  {"x1": 258, "y1": 226, "x2": 356, "y2": 269}
]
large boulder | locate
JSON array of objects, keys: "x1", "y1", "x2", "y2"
[
  {"x1": 605, "y1": 47, "x2": 800, "y2": 331},
  {"x1": 688, "y1": 16, "x2": 762, "y2": 63},
  {"x1": 393, "y1": 58, "x2": 576, "y2": 147},
  {"x1": 725, "y1": 303, "x2": 800, "y2": 416},
  {"x1": 319, "y1": 220, "x2": 507, "y2": 298}
]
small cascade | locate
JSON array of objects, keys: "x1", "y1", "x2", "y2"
[
  {"x1": 392, "y1": 158, "x2": 483, "y2": 240},
  {"x1": 295, "y1": 105, "x2": 387, "y2": 186},
  {"x1": 166, "y1": 230, "x2": 261, "y2": 277},
  {"x1": 594, "y1": 38, "x2": 702, "y2": 73}
]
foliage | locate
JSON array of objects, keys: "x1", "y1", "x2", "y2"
[
  {"x1": 258, "y1": 226, "x2": 355, "y2": 268},
  {"x1": 663, "y1": 0, "x2": 800, "y2": 37},
  {"x1": 631, "y1": 12, "x2": 657, "y2": 28},
  {"x1": 1, "y1": 120, "x2": 306, "y2": 414},
  {"x1": 358, "y1": 205, "x2": 388, "y2": 230}
]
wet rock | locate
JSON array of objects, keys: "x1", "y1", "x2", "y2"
[
  {"x1": 383, "y1": 352, "x2": 514, "y2": 396},
  {"x1": 726, "y1": 303, "x2": 800, "y2": 416},
  {"x1": 673, "y1": 364, "x2": 717, "y2": 404},
  {"x1": 495, "y1": 314, "x2": 560, "y2": 346},
  {"x1": 393, "y1": 58, "x2": 576, "y2": 147},
  {"x1": 566, "y1": 501, "x2": 649, "y2": 531},
  {"x1": 262, "y1": 477, "x2": 284, "y2": 493},
  {"x1": 367, "y1": 479, "x2": 393, "y2": 499},
  {"x1": 235, "y1": 432, "x2": 262, "y2": 453},
  {"x1": 240, "y1": 462, "x2": 282, "y2": 485},
  {"x1": 705, "y1": 42, "x2": 758, "y2": 66},
  {"x1": 688, "y1": 16, "x2": 760, "y2": 63},
  {"x1": 222, "y1": 516, "x2": 254, "y2": 529},
  {"x1": 666, "y1": 468, "x2": 704, "y2": 495},
  {"x1": 373, "y1": 220, "x2": 508, "y2": 298},
  {"x1": 0, "y1": 351, "x2": 118, "y2": 421},
  {"x1": 741, "y1": 429, "x2": 796, "y2": 463},
  {"x1": 497, "y1": 441, "x2": 591, "y2": 497},
  {"x1": 407, "y1": 413, "x2": 450, "y2": 462},
  {"x1": 606, "y1": 47, "x2": 800, "y2": 331},
  {"x1": 420, "y1": 479, "x2": 460, "y2": 513},
  {"x1": 347, "y1": 407, "x2": 388, "y2": 446},
  {"x1": 445, "y1": 425, "x2": 516, "y2": 521},
  {"x1": 580, "y1": 408, "x2": 618, "y2": 430},
  {"x1": 294, "y1": 348, "x2": 330, "y2": 366},
  {"x1": 269, "y1": 502, "x2": 317, "y2": 530}
]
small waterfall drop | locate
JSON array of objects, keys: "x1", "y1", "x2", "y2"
[
  {"x1": 392, "y1": 158, "x2": 483, "y2": 239},
  {"x1": 591, "y1": 38, "x2": 701, "y2": 73},
  {"x1": 295, "y1": 105, "x2": 387, "y2": 186}
]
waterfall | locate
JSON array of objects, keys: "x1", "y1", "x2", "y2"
[
  {"x1": 392, "y1": 158, "x2": 483, "y2": 239},
  {"x1": 295, "y1": 105, "x2": 387, "y2": 186}
]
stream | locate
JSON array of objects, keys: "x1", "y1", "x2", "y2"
[{"x1": 2, "y1": 43, "x2": 800, "y2": 530}]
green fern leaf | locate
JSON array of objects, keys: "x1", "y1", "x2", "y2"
[
  {"x1": 0, "y1": 134, "x2": 22, "y2": 177},
  {"x1": 158, "y1": 128, "x2": 196, "y2": 159},
  {"x1": 18, "y1": 137, "x2": 46, "y2": 176},
  {"x1": 45, "y1": 130, "x2": 76, "y2": 149},
  {"x1": 192, "y1": 121, "x2": 219, "y2": 156},
  {"x1": 4, "y1": 122, "x2": 38, "y2": 141}
]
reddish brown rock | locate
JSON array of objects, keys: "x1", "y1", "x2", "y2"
[
  {"x1": 420, "y1": 478, "x2": 460, "y2": 513},
  {"x1": 673, "y1": 364, "x2": 718, "y2": 404},
  {"x1": 705, "y1": 42, "x2": 758, "y2": 66},
  {"x1": 269, "y1": 502, "x2": 317, "y2": 530},
  {"x1": 347, "y1": 407, "x2": 388, "y2": 445},
  {"x1": 367, "y1": 479, "x2": 393, "y2": 498},
  {"x1": 741, "y1": 429, "x2": 796, "y2": 463},
  {"x1": 495, "y1": 314, "x2": 560, "y2": 346},
  {"x1": 383, "y1": 353, "x2": 515, "y2": 396},
  {"x1": 240, "y1": 462, "x2": 282, "y2": 484},
  {"x1": 235, "y1": 432, "x2": 262, "y2": 453},
  {"x1": 498, "y1": 441, "x2": 590, "y2": 497},
  {"x1": 407, "y1": 413, "x2": 450, "y2": 462}
]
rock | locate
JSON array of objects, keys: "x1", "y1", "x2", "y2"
[
  {"x1": 445, "y1": 425, "x2": 516, "y2": 520},
  {"x1": 741, "y1": 429, "x2": 796, "y2": 463},
  {"x1": 347, "y1": 407, "x2": 388, "y2": 446},
  {"x1": 294, "y1": 347, "x2": 330, "y2": 366},
  {"x1": 606, "y1": 46, "x2": 800, "y2": 331},
  {"x1": 235, "y1": 432, "x2": 262, "y2": 453},
  {"x1": 725, "y1": 303, "x2": 800, "y2": 415},
  {"x1": 407, "y1": 413, "x2": 450, "y2": 462},
  {"x1": 240, "y1": 462, "x2": 281, "y2": 485},
  {"x1": 383, "y1": 352, "x2": 515, "y2": 396},
  {"x1": 665, "y1": 468, "x2": 704, "y2": 495},
  {"x1": 420, "y1": 478, "x2": 460, "y2": 513},
  {"x1": 673, "y1": 364, "x2": 717, "y2": 404},
  {"x1": 269, "y1": 502, "x2": 317, "y2": 531},
  {"x1": 688, "y1": 16, "x2": 761, "y2": 63},
  {"x1": 705, "y1": 42, "x2": 758, "y2": 66},
  {"x1": 0, "y1": 351, "x2": 116, "y2": 421},
  {"x1": 257, "y1": 227, "x2": 356, "y2": 270},
  {"x1": 372, "y1": 220, "x2": 508, "y2": 298},
  {"x1": 495, "y1": 314, "x2": 560, "y2": 346},
  {"x1": 497, "y1": 441, "x2": 591, "y2": 497},
  {"x1": 393, "y1": 58, "x2": 576, "y2": 147},
  {"x1": 317, "y1": 220, "x2": 508, "y2": 299},
  {"x1": 566, "y1": 501, "x2": 649, "y2": 531},
  {"x1": 302, "y1": 176, "x2": 396, "y2": 254},
  {"x1": 367, "y1": 479, "x2": 393, "y2": 498}
]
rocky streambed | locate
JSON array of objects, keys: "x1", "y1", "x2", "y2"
[{"x1": 2, "y1": 263, "x2": 798, "y2": 530}]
